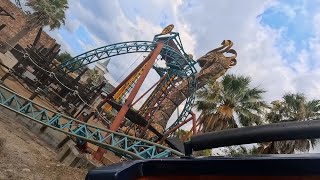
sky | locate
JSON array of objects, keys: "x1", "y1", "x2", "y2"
[{"x1": 18, "y1": 0, "x2": 320, "y2": 152}]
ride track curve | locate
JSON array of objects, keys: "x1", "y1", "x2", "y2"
[
  {"x1": 0, "y1": 84, "x2": 183, "y2": 160},
  {"x1": 58, "y1": 32, "x2": 198, "y2": 135},
  {"x1": 0, "y1": 30, "x2": 197, "y2": 160}
]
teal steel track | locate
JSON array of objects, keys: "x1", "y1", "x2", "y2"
[
  {"x1": 59, "y1": 41, "x2": 156, "y2": 72},
  {"x1": 59, "y1": 40, "x2": 195, "y2": 77},
  {"x1": 59, "y1": 32, "x2": 198, "y2": 134},
  {"x1": 0, "y1": 85, "x2": 183, "y2": 160}
]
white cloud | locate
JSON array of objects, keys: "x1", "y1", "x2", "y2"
[
  {"x1": 175, "y1": 0, "x2": 320, "y2": 103},
  {"x1": 65, "y1": 18, "x2": 80, "y2": 33},
  {"x1": 309, "y1": 13, "x2": 320, "y2": 67},
  {"x1": 292, "y1": 50, "x2": 310, "y2": 74},
  {"x1": 284, "y1": 40, "x2": 296, "y2": 54},
  {"x1": 173, "y1": 0, "x2": 299, "y2": 102},
  {"x1": 270, "y1": 1, "x2": 297, "y2": 19}
]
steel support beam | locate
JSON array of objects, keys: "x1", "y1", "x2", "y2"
[
  {"x1": 159, "y1": 116, "x2": 193, "y2": 143},
  {"x1": 0, "y1": 84, "x2": 183, "y2": 160},
  {"x1": 58, "y1": 39, "x2": 197, "y2": 134},
  {"x1": 130, "y1": 76, "x2": 164, "y2": 107},
  {"x1": 190, "y1": 111, "x2": 197, "y2": 135},
  {"x1": 93, "y1": 42, "x2": 164, "y2": 161},
  {"x1": 107, "y1": 54, "x2": 152, "y2": 100},
  {"x1": 93, "y1": 52, "x2": 153, "y2": 113},
  {"x1": 82, "y1": 48, "x2": 154, "y2": 123}
]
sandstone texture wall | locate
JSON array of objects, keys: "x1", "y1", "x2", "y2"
[{"x1": 0, "y1": 0, "x2": 59, "y2": 49}]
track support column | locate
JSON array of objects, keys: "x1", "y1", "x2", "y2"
[
  {"x1": 93, "y1": 42, "x2": 164, "y2": 161},
  {"x1": 83, "y1": 49, "x2": 155, "y2": 123},
  {"x1": 191, "y1": 111, "x2": 197, "y2": 135}
]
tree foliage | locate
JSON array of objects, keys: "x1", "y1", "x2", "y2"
[
  {"x1": 56, "y1": 52, "x2": 72, "y2": 63},
  {"x1": 1, "y1": 0, "x2": 69, "y2": 53},
  {"x1": 194, "y1": 74, "x2": 320, "y2": 156},
  {"x1": 225, "y1": 146, "x2": 259, "y2": 157},
  {"x1": 196, "y1": 74, "x2": 268, "y2": 133},
  {"x1": 259, "y1": 93, "x2": 320, "y2": 154},
  {"x1": 26, "y1": 0, "x2": 68, "y2": 29}
]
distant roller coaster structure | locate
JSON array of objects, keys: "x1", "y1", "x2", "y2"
[
  {"x1": 0, "y1": 25, "x2": 201, "y2": 161},
  {"x1": 58, "y1": 26, "x2": 198, "y2": 160}
]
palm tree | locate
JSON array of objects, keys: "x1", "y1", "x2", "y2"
[
  {"x1": 196, "y1": 74, "x2": 268, "y2": 133},
  {"x1": 259, "y1": 93, "x2": 320, "y2": 154},
  {"x1": 56, "y1": 51, "x2": 72, "y2": 63},
  {"x1": 1, "y1": 0, "x2": 68, "y2": 53}
]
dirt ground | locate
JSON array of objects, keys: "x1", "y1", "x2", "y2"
[
  {"x1": 0, "y1": 112, "x2": 87, "y2": 180},
  {"x1": 0, "y1": 53, "x2": 87, "y2": 179}
]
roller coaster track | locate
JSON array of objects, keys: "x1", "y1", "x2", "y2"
[
  {"x1": 0, "y1": 85, "x2": 183, "y2": 160},
  {"x1": 59, "y1": 35, "x2": 197, "y2": 134},
  {"x1": 59, "y1": 40, "x2": 195, "y2": 78}
]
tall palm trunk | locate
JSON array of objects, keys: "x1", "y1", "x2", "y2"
[
  {"x1": 0, "y1": 26, "x2": 33, "y2": 53},
  {"x1": 206, "y1": 105, "x2": 235, "y2": 131}
]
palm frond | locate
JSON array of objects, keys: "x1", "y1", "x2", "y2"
[
  {"x1": 263, "y1": 93, "x2": 320, "y2": 153},
  {"x1": 26, "y1": 0, "x2": 68, "y2": 30},
  {"x1": 196, "y1": 74, "x2": 266, "y2": 132}
]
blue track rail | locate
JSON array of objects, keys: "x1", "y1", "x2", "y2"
[
  {"x1": 58, "y1": 33, "x2": 198, "y2": 134},
  {"x1": 0, "y1": 85, "x2": 183, "y2": 160},
  {"x1": 58, "y1": 40, "x2": 195, "y2": 76}
]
